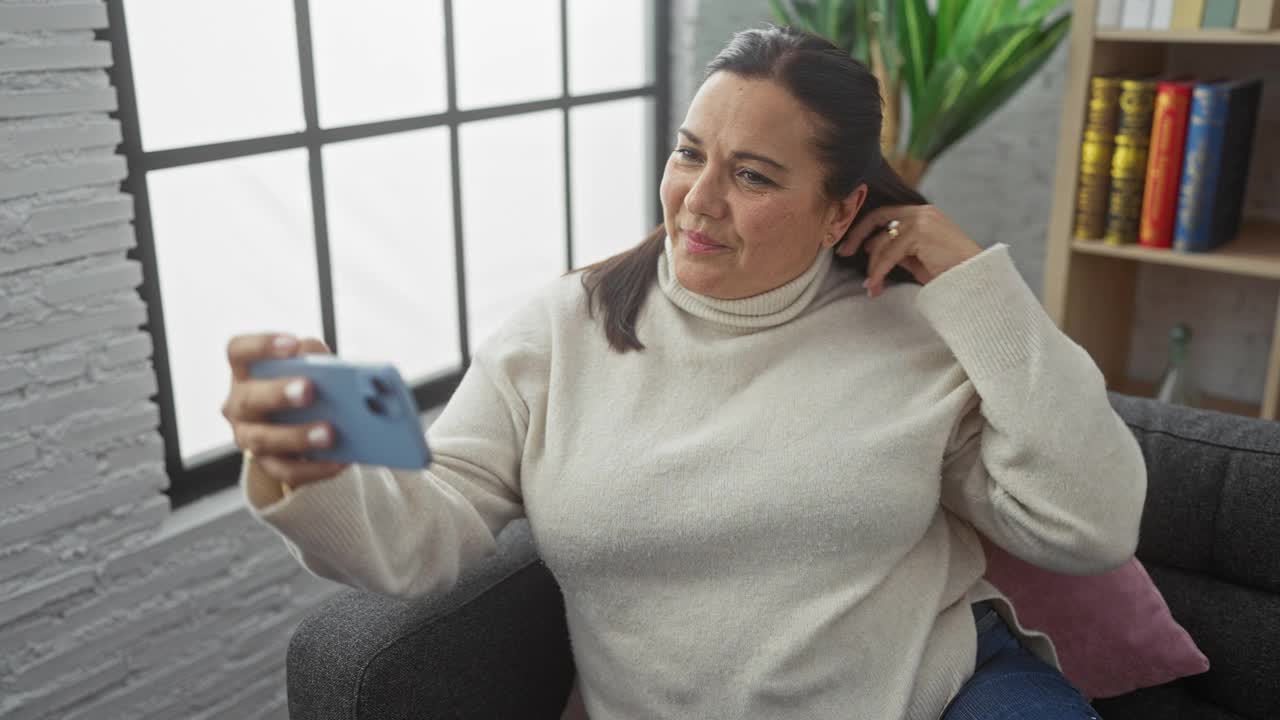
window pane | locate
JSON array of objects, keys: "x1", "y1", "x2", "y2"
[
  {"x1": 571, "y1": 99, "x2": 654, "y2": 267},
  {"x1": 460, "y1": 111, "x2": 565, "y2": 350},
  {"x1": 568, "y1": 0, "x2": 651, "y2": 95},
  {"x1": 310, "y1": 0, "x2": 447, "y2": 128},
  {"x1": 454, "y1": 0, "x2": 561, "y2": 110},
  {"x1": 124, "y1": 0, "x2": 304, "y2": 151},
  {"x1": 323, "y1": 129, "x2": 460, "y2": 384},
  {"x1": 147, "y1": 150, "x2": 322, "y2": 465}
]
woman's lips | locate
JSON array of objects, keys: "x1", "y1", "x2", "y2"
[{"x1": 685, "y1": 230, "x2": 727, "y2": 255}]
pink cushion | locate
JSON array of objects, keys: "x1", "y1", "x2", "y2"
[{"x1": 979, "y1": 533, "x2": 1210, "y2": 700}]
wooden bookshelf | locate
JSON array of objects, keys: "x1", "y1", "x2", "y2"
[
  {"x1": 1096, "y1": 29, "x2": 1280, "y2": 45},
  {"x1": 1071, "y1": 221, "x2": 1280, "y2": 280},
  {"x1": 1043, "y1": 0, "x2": 1280, "y2": 422}
]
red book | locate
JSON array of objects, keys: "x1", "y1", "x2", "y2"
[{"x1": 1139, "y1": 81, "x2": 1193, "y2": 249}]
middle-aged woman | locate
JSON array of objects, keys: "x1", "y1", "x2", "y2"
[{"x1": 224, "y1": 25, "x2": 1141, "y2": 720}]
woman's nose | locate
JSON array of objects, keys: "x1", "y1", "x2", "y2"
[{"x1": 684, "y1": 169, "x2": 727, "y2": 219}]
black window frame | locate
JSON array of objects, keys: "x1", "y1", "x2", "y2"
[{"x1": 101, "y1": 0, "x2": 671, "y2": 507}]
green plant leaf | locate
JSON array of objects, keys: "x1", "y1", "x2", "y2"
[
  {"x1": 1014, "y1": 0, "x2": 1067, "y2": 25},
  {"x1": 850, "y1": 1, "x2": 871, "y2": 64},
  {"x1": 906, "y1": 53, "x2": 975, "y2": 158},
  {"x1": 906, "y1": 23, "x2": 1025, "y2": 157},
  {"x1": 814, "y1": 0, "x2": 831, "y2": 35},
  {"x1": 918, "y1": 25, "x2": 1040, "y2": 157},
  {"x1": 792, "y1": 0, "x2": 820, "y2": 30},
  {"x1": 933, "y1": 0, "x2": 969, "y2": 63},
  {"x1": 989, "y1": 0, "x2": 1023, "y2": 25},
  {"x1": 830, "y1": 0, "x2": 859, "y2": 54},
  {"x1": 897, "y1": 0, "x2": 935, "y2": 118},
  {"x1": 773, "y1": 0, "x2": 862, "y2": 59},
  {"x1": 820, "y1": 0, "x2": 841, "y2": 39},
  {"x1": 973, "y1": 22, "x2": 1042, "y2": 88},
  {"x1": 768, "y1": 0, "x2": 795, "y2": 27},
  {"x1": 872, "y1": 0, "x2": 897, "y2": 84},
  {"x1": 925, "y1": 14, "x2": 1071, "y2": 160},
  {"x1": 946, "y1": 0, "x2": 998, "y2": 64},
  {"x1": 962, "y1": 14, "x2": 1070, "y2": 137}
]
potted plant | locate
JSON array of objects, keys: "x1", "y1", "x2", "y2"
[{"x1": 769, "y1": 0, "x2": 1071, "y2": 186}]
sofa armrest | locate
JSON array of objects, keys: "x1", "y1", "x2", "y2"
[{"x1": 286, "y1": 519, "x2": 575, "y2": 719}]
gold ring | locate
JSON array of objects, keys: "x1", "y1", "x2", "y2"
[{"x1": 887, "y1": 219, "x2": 901, "y2": 239}]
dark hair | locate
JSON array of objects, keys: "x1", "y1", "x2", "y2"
[{"x1": 577, "y1": 25, "x2": 926, "y2": 353}]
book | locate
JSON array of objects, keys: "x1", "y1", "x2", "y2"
[
  {"x1": 1173, "y1": 79, "x2": 1263, "y2": 252},
  {"x1": 1237, "y1": 0, "x2": 1280, "y2": 29},
  {"x1": 1123, "y1": 0, "x2": 1157, "y2": 27},
  {"x1": 1202, "y1": 0, "x2": 1240, "y2": 26},
  {"x1": 1172, "y1": 0, "x2": 1209, "y2": 28},
  {"x1": 1096, "y1": 0, "x2": 1124, "y2": 27},
  {"x1": 1152, "y1": 0, "x2": 1177, "y2": 27},
  {"x1": 1073, "y1": 77, "x2": 1124, "y2": 240},
  {"x1": 1103, "y1": 79, "x2": 1158, "y2": 245},
  {"x1": 1139, "y1": 81, "x2": 1193, "y2": 249}
]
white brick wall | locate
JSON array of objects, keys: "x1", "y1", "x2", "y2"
[{"x1": 0, "y1": 4, "x2": 339, "y2": 719}]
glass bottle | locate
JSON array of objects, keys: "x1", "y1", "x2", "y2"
[{"x1": 1155, "y1": 322, "x2": 1202, "y2": 408}]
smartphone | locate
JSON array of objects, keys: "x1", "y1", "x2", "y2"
[{"x1": 247, "y1": 355, "x2": 432, "y2": 469}]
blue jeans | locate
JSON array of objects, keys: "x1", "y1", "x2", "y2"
[{"x1": 940, "y1": 601, "x2": 1101, "y2": 719}]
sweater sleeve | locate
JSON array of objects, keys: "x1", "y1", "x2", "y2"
[
  {"x1": 239, "y1": 301, "x2": 549, "y2": 599},
  {"x1": 916, "y1": 243, "x2": 1148, "y2": 576}
]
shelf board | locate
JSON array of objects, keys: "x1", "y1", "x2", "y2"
[
  {"x1": 1095, "y1": 28, "x2": 1280, "y2": 45},
  {"x1": 1116, "y1": 378, "x2": 1263, "y2": 419},
  {"x1": 1071, "y1": 221, "x2": 1280, "y2": 280}
]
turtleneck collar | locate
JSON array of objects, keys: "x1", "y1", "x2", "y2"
[{"x1": 657, "y1": 232, "x2": 835, "y2": 331}]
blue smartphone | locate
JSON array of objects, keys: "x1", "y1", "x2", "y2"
[{"x1": 247, "y1": 355, "x2": 432, "y2": 469}]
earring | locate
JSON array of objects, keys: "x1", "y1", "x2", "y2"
[{"x1": 824, "y1": 233, "x2": 834, "y2": 247}]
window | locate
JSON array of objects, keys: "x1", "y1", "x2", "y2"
[{"x1": 104, "y1": 0, "x2": 670, "y2": 506}]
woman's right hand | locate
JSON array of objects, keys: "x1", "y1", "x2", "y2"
[{"x1": 223, "y1": 333, "x2": 350, "y2": 490}]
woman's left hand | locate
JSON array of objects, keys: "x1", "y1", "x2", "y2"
[{"x1": 836, "y1": 205, "x2": 984, "y2": 299}]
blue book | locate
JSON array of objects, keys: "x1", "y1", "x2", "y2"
[{"x1": 1173, "y1": 78, "x2": 1262, "y2": 253}]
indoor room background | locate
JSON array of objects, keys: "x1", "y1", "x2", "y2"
[{"x1": 1, "y1": 0, "x2": 1277, "y2": 719}]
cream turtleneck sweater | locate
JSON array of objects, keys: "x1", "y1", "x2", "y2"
[{"x1": 242, "y1": 236, "x2": 1146, "y2": 719}]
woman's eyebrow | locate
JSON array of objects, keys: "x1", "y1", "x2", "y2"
[{"x1": 678, "y1": 128, "x2": 789, "y2": 172}]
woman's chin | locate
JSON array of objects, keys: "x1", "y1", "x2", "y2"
[{"x1": 674, "y1": 263, "x2": 732, "y2": 297}]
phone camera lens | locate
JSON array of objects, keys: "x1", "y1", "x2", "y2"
[
  {"x1": 371, "y1": 377, "x2": 391, "y2": 395},
  {"x1": 365, "y1": 396, "x2": 386, "y2": 415}
]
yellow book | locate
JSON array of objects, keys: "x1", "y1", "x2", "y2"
[
  {"x1": 1075, "y1": 131, "x2": 1118, "y2": 239},
  {"x1": 1104, "y1": 135, "x2": 1152, "y2": 245},
  {"x1": 1172, "y1": 0, "x2": 1208, "y2": 28},
  {"x1": 1103, "y1": 79, "x2": 1158, "y2": 245},
  {"x1": 1073, "y1": 77, "x2": 1123, "y2": 240}
]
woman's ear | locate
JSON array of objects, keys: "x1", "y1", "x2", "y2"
[{"x1": 825, "y1": 183, "x2": 868, "y2": 247}]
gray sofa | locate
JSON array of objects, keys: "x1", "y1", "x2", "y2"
[{"x1": 286, "y1": 393, "x2": 1280, "y2": 719}]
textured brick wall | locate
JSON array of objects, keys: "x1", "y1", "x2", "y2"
[{"x1": 0, "y1": 4, "x2": 338, "y2": 719}]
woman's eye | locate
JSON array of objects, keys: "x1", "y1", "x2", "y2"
[{"x1": 671, "y1": 150, "x2": 771, "y2": 186}]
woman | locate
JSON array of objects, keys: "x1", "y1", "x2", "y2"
[{"x1": 223, "y1": 26, "x2": 1139, "y2": 720}]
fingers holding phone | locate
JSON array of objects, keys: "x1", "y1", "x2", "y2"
[{"x1": 223, "y1": 333, "x2": 349, "y2": 489}]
